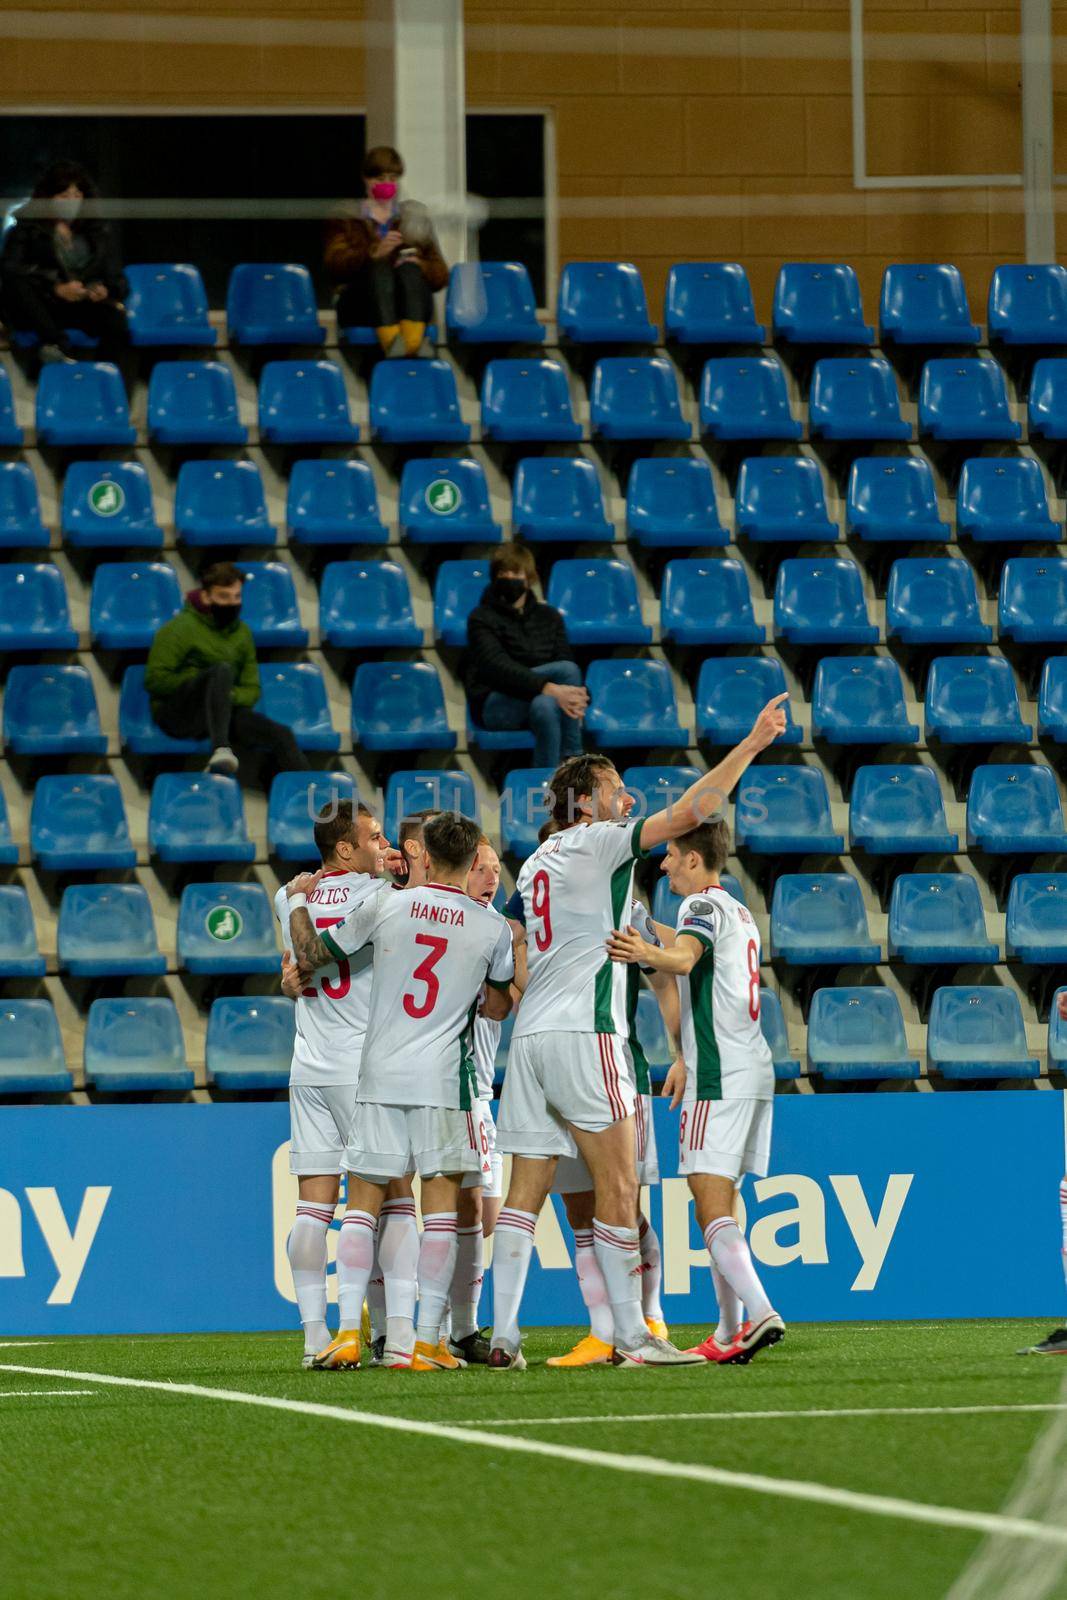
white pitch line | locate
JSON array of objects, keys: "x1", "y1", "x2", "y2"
[
  {"x1": 2, "y1": 1362, "x2": 1066, "y2": 1551},
  {"x1": 0, "y1": 1390, "x2": 94, "y2": 1398},
  {"x1": 0, "y1": 1342, "x2": 56, "y2": 1349},
  {"x1": 454, "y1": 1401, "x2": 1067, "y2": 1428}
]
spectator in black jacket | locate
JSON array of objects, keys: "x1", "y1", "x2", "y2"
[
  {"x1": 0, "y1": 160, "x2": 129, "y2": 366},
  {"x1": 465, "y1": 543, "x2": 588, "y2": 768}
]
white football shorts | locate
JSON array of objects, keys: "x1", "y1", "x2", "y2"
[
  {"x1": 289, "y1": 1082, "x2": 358, "y2": 1176},
  {"x1": 344, "y1": 1101, "x2": 482, "y2": 1182},
  {"x1": 497, "y1": 1030, "x2": 636, "y2": 1157},
  {"x1": 677, "y1": 1096, "x2": 773, "y2": 1183},
  {"x1": 462, "y1": 1100, "x2": 504, "y2": 1198},
  {"x1": 552, "y1": 1087, "x2": 659, "y2": 1193}
]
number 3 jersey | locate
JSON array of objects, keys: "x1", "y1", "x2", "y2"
[
  {"x1": 675, "y1": 886, "x2": 774, "y2": 1101},
  {"x1": 274, "y1": 871, "x2": 385, "y2": 1088},
  {"x1": 322, "y1": 883, "x2": 514, "y2": 1110}
]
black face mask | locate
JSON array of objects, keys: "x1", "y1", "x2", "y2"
[
  {"x1": 210, "y1": 603, "x2": 241, "y2": 628},
  {"x1": 492, "y1": 577, "x2": 526, "y2": 605}
]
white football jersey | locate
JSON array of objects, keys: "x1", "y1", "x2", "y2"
[
  {"x1": 473, "y1": 1009, "x2": 501, "y2": 1100},
  {"x1": 323, "y1": 883, "x2": 514, "y2": 1109},
  {"x1": 513, "y1": 817, "x2": 648, "y2": 1038},
  {"x1": 675, "y1": 886, "x2": 774, "y2": 1101},
  {"x1": 274, "y1": 872, "x2": 385, "y2": 1088}
]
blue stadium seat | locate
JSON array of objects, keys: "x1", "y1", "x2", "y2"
[
  {"x1": 591, "y1": 357, "x2": 689, "y2": 440},
  {"x1": 661, "y1": 559, "x2": 764, "y2": 646},
  {"x1": 849, "y1": 764, "x2": 957, "y2": 855},
  {"x1": 320, "y1": 560, "x2": 421, "y2": 648},
  {"x1": 57, "y1": 883, "x2": 166, "y2": 978},
  {"x1": 967, "y1": 763, "x2": 1067, "y2": 853},
  {"x1": 370, "y1": 359, "x2": 469, "y2": 443},
  {"x1": 178, "y1": 882, "x2": 279, "y2": 974},
  {"x1": 0, "y1": 461, "x2": 48, "y2": 548},
  {"x1": 446, "y1": 262, "x2": 543, "y2": 344},
  {"x1": 757, "y1": 989, "x2": 800, "y2": 1080},
  {"x1": 927, "y1": 985, "x2": 1039, "y2": 1080},
  {"x1": 236, "y1": 561, "x2": 307, "y2": 647},
  {"x1": 888, "y1": 873, "x2": 997, "y2": 964},
  {"x1": 774, "y1": 558, "x2": 878, "y2": 646},
  {"x1": 399, "y1": 458, "x2": 500, "y2": 543},
  {"x1": 31, "y1": 775, "x2": 135, "y2": 870},
  {"x1": 512, "y1": 457, "x2": 613, "y2": 543},
  {"x1": 150, "y1": 773, "x2": 256, "y2": 863},
  {"x1": 557, "y1": 262, "x2": 657, "y2": 343},
  {"x1": 918, "y1": 358, "x2": 1020, "y2": 441},
  {"x1": 206, "y1": 997, "x2": 294, "y2": 1090},
  {"x1": 773, "y1": 263, "x2": 874, "y2": 345},
  {"x1": 695, "y1": 657, "x2": 802, "y2": 746},
  {"x1": 809, "y1": 358, "x2": 910, "y2": 441},
  {"x1": 226, "y1": 263, "x2": 324, "y2": 345},
  {"x1": 1037, "y1": 656, "x2": 1067, "y2": 741},
  {"x1": 1050, "y1": 988, "x2": 1067, "y2": 1072},
  {"x1": 338, "y1": 321, "x2": 437, "y2": 348},
  {"x1": 699, "y1": 356, "x2": 801, "y2": 441},
  {"x1": 1006, "y1": 875, "x2": 1067, "y2": 964},
  {"x1": 956, "y1": 457, "x2": 1060, "y2": 544},
  {"x1": 119, "y1": 665, "x2": 210, "y2": 756},
  {"x1": 175, "y1": 459, "x2": 276, "y2": 547},
  {"x1": 547, "y1": 559, "x2": 651, "y2": 645},
  {"x1": 735, "y1": 765, "x2": 844, "y2": 854},
  {"x1": 352, "y1": 662, "x2": 456, "y2": 753},
  {"x1": 0, "y1": 789, "x2": 15, "y2": 866},
  {"x1": 147, "y1": 360, "x2": 246, "y2": 445},
  {"x1": 61, "y1": 460, "x2": 162, "y2": 550},
  {"x1": 286, "y1": 459, "x2": 386, "y2": 546},
  {"x1": 735, "y1": 457, "x2": 836, "y2": 543},
  {"x1": 258, "y1": 359, "x2": 358, "y2": 445},
  {"x1": 0, "y1": 564, "x2": 76, "y2": 650},
  {"x1": 267, "y1": 771, "x2": 358, "y2": 862},
  {"x1": 434, "y1": 560, "x2": 488, "y2": 647},
  {"x1": 0, "y1": 1001, "x2": 71, "y2": 1095},
  {"x1": 846, "y1": 456, "x2": 950, "y2": 544},
  {"x1": 84, "y1": 997, "x2": 193, "y2": 1093},
  {"x1": 384, "y1": 770, "x2": 479, "y2": 839},
  {"x1": 585, "y1": 659, "x2": 687, "y2": 748},
  {"x1": 500, "y1": 766, "x2": 555, "y2": 859},
  {"x1": 879, "y1": 264, "x2": 980, "y2": 346},
  {"x1": 626, "y1": 457, "x2": 728, "y2": 549},
  {"x1": 652, "y1": 875, "x2": 684, "y2": 926},
  {"x1": 807, "y1": 988, "x2": 919, "y2": 1081},
  {"x1": 664, "y1": 263, "x2": 765, "y2": 345},
  {"x1": 886, "y1": 558, "x2": 991, "y2": 645},
  {"x1": 4, "y1": 665, "x2": 106, "y2": 755},
  {"x1": 621, "y1": 765, "x2": 701, "y2": 855},
  {"x1": 770, "y1": 874, "x2": 879, "y2": 965},
  {"x1": 813, "y1": 657, "x2": 918, "y2": 744},
  {"x1": 257, "y1": 663, "x2": 339, "y2": 751},
  {"x1": 36, "y1": 361, "x2": 136, "y2": 447},
  {"x1": 467, "y1": 709, "x2": 535, "y2": 755},
  {"x1": 999, "y1": 558, "x2": 1067, "y2": 642},
  {"x1": 0, "y1": 887, "x2": 45, "y2": 978},
  {"x1": 125, "y1": 262, "x2": 216, "y2": 347},
  {"x1": 0, "y1": 365, "x2": 22, "y2": 445},
  {"x1": 988, "y1": 264, "x2": 1067, "y2": 344},
  {"x1": 1028, "y1": 359, "x2": 1067, "y2": 440},
  {"x1": 925, "y1": 656, "x2": 1030, "y2": 745},
  {"x1": 481, "y1": 358, "x2": 580, "y2": 442}
]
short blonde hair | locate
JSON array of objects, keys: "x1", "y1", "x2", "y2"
[{"x1": 490, "y1": 543, "x2": 537, "y2": 583}]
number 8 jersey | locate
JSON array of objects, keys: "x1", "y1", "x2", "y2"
[{"x1": 675, "y1": 886, "x2": 774, "y2": 1101}]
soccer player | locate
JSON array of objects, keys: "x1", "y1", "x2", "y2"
[
  {"x1": 490, "y1": 693, "x2": 788, "y2": 1369},
  {"x1": 286, "y1": 812, "x2": 515, "y2": 1371},
  {"x1": 607, "y1": 816, "x2": 785, "y2": 1365}
]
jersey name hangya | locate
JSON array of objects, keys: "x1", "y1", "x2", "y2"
[{"x1": 409, "y1": 899, "x2": 466, "y2": 927}]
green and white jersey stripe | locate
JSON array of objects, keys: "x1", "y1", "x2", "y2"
[{"x1": 675, "y1": 887, "x2": 775, "y2": 1102}]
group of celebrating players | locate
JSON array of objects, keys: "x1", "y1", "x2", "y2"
[{"x1": 276, "y1": 690, "x2": 790, "y2": 1371}]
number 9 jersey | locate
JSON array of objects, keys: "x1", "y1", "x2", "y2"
[{"x1": 675, "y1": 886, "x2": 774, "y2": 1101}]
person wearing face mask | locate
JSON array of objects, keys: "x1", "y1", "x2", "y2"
[
  {"x1": 0, "y1": 160, "x2": 129, "y2": 367},
  {"x1": 464, "y1": 543, "x2": 588, "y2": 769},
  {"x1": 145, "y1": 560, "x2": 310, "y2": 779},
  {"x1": 323, "y1": 144, "x2": 448, "y2": 357}
]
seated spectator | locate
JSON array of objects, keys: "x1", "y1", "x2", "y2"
[
  {"x1": 0, "y1": 160, "x2": 129, "y2": 366},
  {"x1": 324, "y1": 144, "x2": 447, "y2": 357},
  {"x1": 464, "y1": 544, "x2": 587, "y2": 768},
  {"x1": 145, "y1": 560, "x2": 309, "y2": 778}
]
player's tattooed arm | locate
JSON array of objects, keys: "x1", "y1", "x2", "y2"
[{"x1": 285, "y1": 871, "x2": 335, "y2": 970}]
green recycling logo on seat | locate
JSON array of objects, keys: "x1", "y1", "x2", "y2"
[
  {"x1": 88, "y1": 479, "x2": 125, "y2": 518},
  {"x1": 205, "y1": 905, "x2": 243, "y2": 942},
  {"x1": 425, "y1": 478, "x2": 462, "y2": 516}
]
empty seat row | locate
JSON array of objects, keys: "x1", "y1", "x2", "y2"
[{"x1": 804, "y1": 985, "x2": 1041, "y2": 1082}]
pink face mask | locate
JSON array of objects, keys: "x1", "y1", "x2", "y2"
[{"x1": 371, "y1": 180, "x2": 397, "y2": 201}]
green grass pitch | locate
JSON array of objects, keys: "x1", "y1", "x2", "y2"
[{"x1": 4, "y1": 1321, "x2": 1066, "y2": 1600}]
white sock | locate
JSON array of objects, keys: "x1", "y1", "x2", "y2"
[
  {"x1": 379, "y1": 1197, "x2": 419, "y2": 1354},
  {"x1": 287, "y1": 1200, "x2": 334, "y2": 1353},
  {"x1": 573, "y1": 1227, "x2": 614, "y2": 1343},
  {"x1": 704, "y1": 1217, "x2": 772, "y2": 1324},
  {"x1": 592, "y1": 1218, "x2": 647, "y2": 1349},
  {"x1": 490, "y1": 1208, "x2": 538, "y2": 1350},
  {"x1": 449, "y1": 1224, "x2": 485, "y2": 1342},
  {"x1": 711, "y1": 1260, "x2": 744, "y2": 1343},
  {"x1": 1060, "y1": 1177, "x2": 1067, "y2": 1289},
  {"x1": 415, "y1": 1213, "x2": 458, "y2": 1347},
  {"x1": 336, "y1": 1209, "x2": 377, "y2": 1332},
  {"x1": 638, "y1": 1213, "x2": 664, "y2": 1324}
]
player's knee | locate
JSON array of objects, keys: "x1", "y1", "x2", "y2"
[{"x1": 597, "y1": 1173, "x2": 638, "y2": 1219}]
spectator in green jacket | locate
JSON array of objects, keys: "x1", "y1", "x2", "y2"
[{"x1": 145, "y1": 560, "x2": 309, "y2": 776}]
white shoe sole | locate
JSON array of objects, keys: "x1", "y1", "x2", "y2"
[{"x1": 612, "y1": 1349, "x2": 706, "y2": 1367}]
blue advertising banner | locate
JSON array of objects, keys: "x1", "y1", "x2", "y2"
[{"x1": 1, "y1": 1092, "x2": 1064, "y2": 1336}]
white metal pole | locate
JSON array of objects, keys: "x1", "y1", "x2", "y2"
[{"x1": 1021, "y1": 0, "x2": 1056, "y2": 261}]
